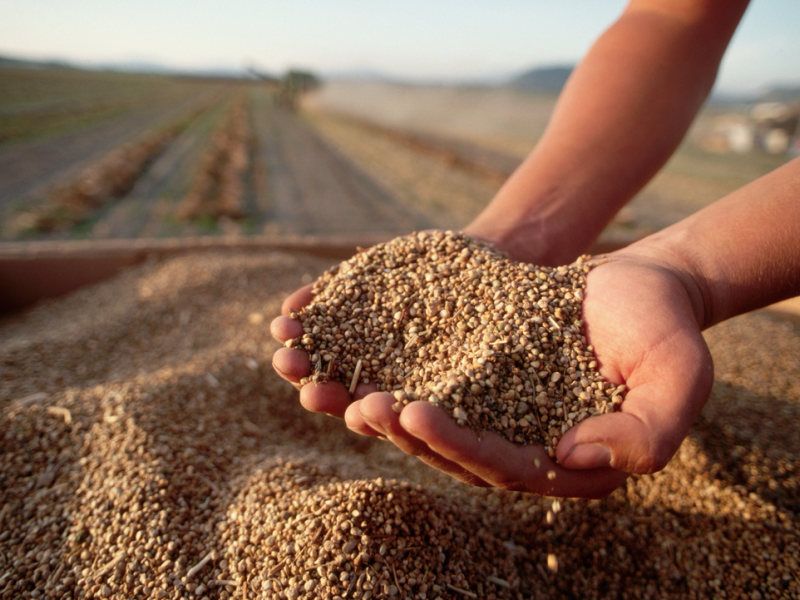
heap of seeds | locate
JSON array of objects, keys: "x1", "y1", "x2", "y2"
[
  {"x1": 289, "y1": 230, "x2": 624, "y2": 455},
  {"x1": 2, "y1": 249, "x2": 800, "y2": 600},
  {"x1": 219, "y1": 458, "x2": 520, "y2": 600}
]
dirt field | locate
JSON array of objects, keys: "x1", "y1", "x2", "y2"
[
  {"x1": 303, "y1": 81, "x2": 792, "y2": 234},
  {"x1": 0, "y1": 73, "x2": 444, "y2": 242},
  {"x1": 2, "y1": 72, "x2": 791, "y2": 244}
]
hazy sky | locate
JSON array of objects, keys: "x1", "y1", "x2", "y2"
[{"x1": 1, "y1": 0, "x2": 798, "y2": 94}]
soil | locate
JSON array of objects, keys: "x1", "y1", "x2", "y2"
[
  {"x1": 0, "y1": 88, "x2": 223, "y2": 210},
  {"x1": 303, "y1": 81, "x2": 792, "y2": 237},
  {"x1": 1, "y1": 83, "x2": 445, "y2": 241}
]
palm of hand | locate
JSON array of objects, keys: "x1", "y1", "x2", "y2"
[{"x1": 271, "y1": 250, "x2": 713, "y2": 498}]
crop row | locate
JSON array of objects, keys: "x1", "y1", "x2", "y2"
[
  {"x1": 4, "y1": 99, "x2": 221, "y2": 237},
  {"x1": 175, "y1": 93, "x2": 252, "y2": 222},
  {"x1": 2, "y1": 85, "x2": 264, "y2": 240},
  {"x1": 1, "y1": 73, "x2": 435, "y2": 242}
]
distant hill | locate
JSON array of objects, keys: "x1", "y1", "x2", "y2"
[
  {"x1": 757, "y1": 86, "x2": 800, "y2": 103},
  {"x1": 0, "y1": 53, "x2": 254, "y2": 80},
  {"x1": 507, "y1": 65, "x2": 574, "y2": 93},
  {"x1": 0, "y1": 55, "x2": 75, "y2": 70}
]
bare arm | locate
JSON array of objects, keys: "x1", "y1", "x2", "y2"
[
  {"x1": 631, "y1": 156, "x2": 800, "y2": 330},
  {"x1": 464, "y1": 0, "x2": 751, "y2": 265},
  {"x1": 272, "y1": 0, "x2": 794, "y2": 498}
]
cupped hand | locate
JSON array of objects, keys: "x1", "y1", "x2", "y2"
[{"x1": 271, "y1": 245, "x2": 714, "y2": 499}]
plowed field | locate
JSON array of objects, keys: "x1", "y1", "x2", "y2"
[{"x1": 0, "y1": 72, "x2": 445, "y2": 242}]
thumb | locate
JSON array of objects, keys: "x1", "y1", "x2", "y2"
[
  {"x1": 556, "y1": 408, "x2": 681, "y2": 474},
  {"x1": 556, "y1": 335, "x2": 714, "y2": 474}
]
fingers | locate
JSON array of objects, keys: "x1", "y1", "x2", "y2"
[
  {"x1": 344, "y1": 400, "x2": 384, "y2": 437},
  {"x1": 272, "y1": 282, "x2": 314, "y2": 343},
  {"x1": 272, "y1": 346, "x2": 371, "y2": 417},
  {"x1": 400, "y1": 401, "x2": 627, "y2": 498},
  {"x1": 281, "y1": 283, "x2": 315, "y2": 315},
  {"x1": 299, "y1": 381, "x2": 353, "y2": 418},
  {"x1": 352, "y1": 394, "x2": 491, "y2": 487},
  {"x1": 298, "y1": 380, "x2": 378, "y2": 420},
  {"x1": 270, "y1": 315, "x2": 303, "y2": 344},
  {"x1": 557, "y1": 323, "x2": 714, "y2": 475},
  {"x1": 271, "y1": 284, "x2": 312, "y2": 385},
  {"x1": 272, "y1": 347, "x2": 311, "y2": 384}
]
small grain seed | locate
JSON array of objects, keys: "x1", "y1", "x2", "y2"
[
  {"x1": 5, "y1": 246, "x2": 796, "y2": 600},
  {"x1": 547, "y1": 554, "x2": 558, "y2": 573}
]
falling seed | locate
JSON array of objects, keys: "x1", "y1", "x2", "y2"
[{"x1": 547, "y1": 554, "x2": 559, "y2": 573}]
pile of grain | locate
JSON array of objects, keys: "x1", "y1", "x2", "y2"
[
  {"x1": 1, "y1": 249, "x2": 798, "y2": 599},
  {"x1": 219, "y1": 460, "x2": 519, "y2": 600},
  {"x1": 290, "y1": 231, "x2": 622, "y2": 455}
]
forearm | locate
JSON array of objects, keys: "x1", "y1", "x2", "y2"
[
  {"x1": 634, "y1": 157, "x2": 800, "y2": 329},
  {"x1": 465, "y1": 0, "x2": 749, "y2": 266}
]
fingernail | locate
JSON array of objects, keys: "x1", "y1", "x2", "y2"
[{"x1": 562, "y1": 443, "x2": 612, "y2": 469}]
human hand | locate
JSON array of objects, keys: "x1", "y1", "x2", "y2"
[
  {"x1": 270, "y1": 228, "x2": 555, "y2": 407},
  {"x1": 271, "y1": 283, "x2": 382, "y2": 413},
  {"x1": 271, "y1": 244, "x2": 713, "y2": 498}
]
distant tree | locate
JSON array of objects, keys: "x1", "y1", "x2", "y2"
[
  {"x1": 277, "y1": 70, "x2": 322, "y2": 111},
  {"x1": 284, "y1": 70, "x2": 320, "y2": 92},
  {"x1": 508, "y1": 65, "x2": 574, "y2": 94}
]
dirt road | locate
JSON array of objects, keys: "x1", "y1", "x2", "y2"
[{"x1": 254, "y1": 93, "x2": 433, "y2": 236}]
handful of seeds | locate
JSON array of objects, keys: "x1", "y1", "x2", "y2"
[{"x1": 288, "y1": 230, "x2": 625, "y2": 456}]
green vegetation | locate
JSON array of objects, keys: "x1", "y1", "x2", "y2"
[{"x1": 195, "y1": 214, "x2": 220, "y2": 234}]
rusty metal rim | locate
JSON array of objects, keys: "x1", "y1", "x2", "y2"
[
  {"x1": 0, "y1": 234, "x2": 635, "y2": 315},
  {"x1": 0, "y1": 233, "x2": 398, "y2": 259}
]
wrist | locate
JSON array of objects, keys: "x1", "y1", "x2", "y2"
[
  {"x1": 462, "y1": 217, "x2": 551, "y2": 266},
  {"x1": 463, "y1": 187, "x2": 601, "y2": 267},
  {"x1": 621, "y1": 229, "x2": 718, "y2": 330},
  {"x1": 625, "y1": 157, "x2": 800, "y2": 329}
]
